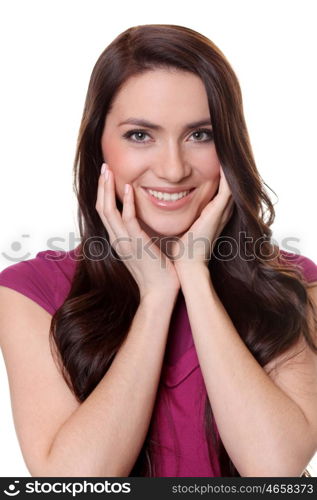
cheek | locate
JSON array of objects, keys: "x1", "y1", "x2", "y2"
[
  {"x1": 101, "y1": 142, "x2": 139, "y2": 182},
  {"x1": 101, "y1": 133, "x2": 126, "y2": 172},
  {"x1": 200, "y1": 161, "x2": 220, "y2": 187},
  {"x1": 198, "y1": 163, "x2": 221, "y2": 206},
  {"x1": 201, "y1": 159, "x2": 220, "y2": 180},
  {"x1": 101, "y1": 133, "x2": 141, "y2": 202}
]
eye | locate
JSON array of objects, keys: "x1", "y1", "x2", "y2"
[
  {"x1": 122, "y1": 128, "x2": 214, "y2": 144},
  {"x1": 123, "y1": 130, "x2": 151, "y2": 143},
  {"x1": 190, "y1": 128, "x2": 214, "y2": 142}
]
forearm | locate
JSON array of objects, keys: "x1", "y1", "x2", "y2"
[
  {"x1": 43, "y1": 291, "x2": 178, "y2": 477},
  {"x1": 178, "y1": 264, "x2": 315, "y2": 476}
]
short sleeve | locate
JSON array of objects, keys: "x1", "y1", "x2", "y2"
[
  {"x1": 0, "y1": 251, "x2": 60, "y2": 315},
  {"x1": 279, "y1": 250, "x2": 317, "y2": 284}
]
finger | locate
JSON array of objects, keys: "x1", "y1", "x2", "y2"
[
  {"x1": 96, "y1": 172, "x2": 117, "y2": 242},
  {"x1": 222, "y1": 198, "x2": 235, "y2": 223},
  {"x1": 122, "y1": 185, "x2": 157, "y2": 239},
  {"x1": 104, "y1": 169, "x2": 139, "y2": 260},
  {"x1": 96, "y1": 167, "x2": 136, "y2": 263},
  {"x1": 120, "y1": 184, "x2": 141, "y2": 255},
  {"x1": 213, "y1": 201, "x2": 235, "y2": 242},
  {"x1": 218, "y1": 165, "x2": 232, "y2": 199},
  {"x1": 122, "y1": 184, "x2": 164, "y2": 259},
  {"x1": 103, "y1": 167, "x2": 130, "y2": 239},
  {"x1": 121, "y1": 184, "x2": 140, "y2": 234},
  {"x1": 209, "y1": 167, "x2": 232, "y2": 214}
]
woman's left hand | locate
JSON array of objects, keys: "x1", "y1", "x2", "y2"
[{"x1": 170, "y1": 166, "x2": 235, "y2": 270}]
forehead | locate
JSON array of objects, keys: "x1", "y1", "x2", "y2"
[{"x1": 107, "y1": 68, "x2": 210, "y2": 121}]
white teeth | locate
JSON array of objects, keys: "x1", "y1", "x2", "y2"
[{"x1": 148, "y1": 189, "x2": 190, "y2": 201}]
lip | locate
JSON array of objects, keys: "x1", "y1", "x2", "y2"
[
  {"x1": 142, "y1": 186, "x2": 195, "y2": 193},
  {"x1": 141, "y1": 186, "x2": 196, "y2": 210}
]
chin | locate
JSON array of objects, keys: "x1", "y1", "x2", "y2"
[{"x1": 141, "y1": 219, "x2": 192, "y2": 239}]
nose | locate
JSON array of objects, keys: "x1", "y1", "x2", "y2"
[{"x1": 154, "y1": 143, "x2": 192, "y2": 183}]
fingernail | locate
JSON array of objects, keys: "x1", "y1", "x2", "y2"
[
  {"x1": 101, "y1": 162, "x2": 107, "y2": 175},
  {"x1": 124, "y1": 183, "x2": 130, "y2": 194}
]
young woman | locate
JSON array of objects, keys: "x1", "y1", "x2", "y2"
[{"x1": 0, "y1": 24, "x2": 317, "y2": 478}]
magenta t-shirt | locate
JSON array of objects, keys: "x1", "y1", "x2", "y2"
[{"x1": 0, "y1": 247, "x2": 317, "y2": 477}]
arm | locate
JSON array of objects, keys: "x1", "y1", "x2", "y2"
[
  {"x1": 177, "y1": 264, "x2": 317, "y2": 477},
  {"x1": 45, "y1": 290, "x2": 178, "y2": 477}
]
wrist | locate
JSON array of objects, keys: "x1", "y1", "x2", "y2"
[
  {"x1": 174, "y1": 260, "x2": 210, "y2": 277},
  {"x1": 140, "y1": 287, "x2": 180, "y2": 307}
]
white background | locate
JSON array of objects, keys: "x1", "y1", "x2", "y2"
[{"x1": 0, "y1": 0, "x2": 316, "y2": 477}]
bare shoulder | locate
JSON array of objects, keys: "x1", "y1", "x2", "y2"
[
  {"x1": 0, "y1": 285, "x2": 52, "y2": 337},
  {"x1": 0, "y1": 285, "x2": 80, "y2": 475}
]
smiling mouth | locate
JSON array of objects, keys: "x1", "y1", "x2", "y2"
[
  {"x1": 142, "y1": 187, "x2": 195, "y2": 201},
  {"x1": 142, "y1": 186, "x2": 195, "y2": 192},
  {"x1": 140, "y1": 186, "x2": 197, "y2": 210}
]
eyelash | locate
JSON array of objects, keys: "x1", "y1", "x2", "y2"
[{"x1": 122, "y1": 128, "x2": 214, "y2": 144}]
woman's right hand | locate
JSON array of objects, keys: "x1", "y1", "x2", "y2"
[{"x1": 95, "y1": 163, "x2": 181, "y2": 300}]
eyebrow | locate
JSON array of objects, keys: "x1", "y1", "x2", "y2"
[{"x1": 118, "y1": 117, "x2": 212, "y2": 130}]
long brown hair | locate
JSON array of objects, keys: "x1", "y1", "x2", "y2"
[{"x1": 49, "y1": 24, "x2": 317, "y2": 477}]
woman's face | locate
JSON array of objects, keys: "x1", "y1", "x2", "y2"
[{"x1": 101, "y1": 68, "x2": 220, "y2": 238}]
